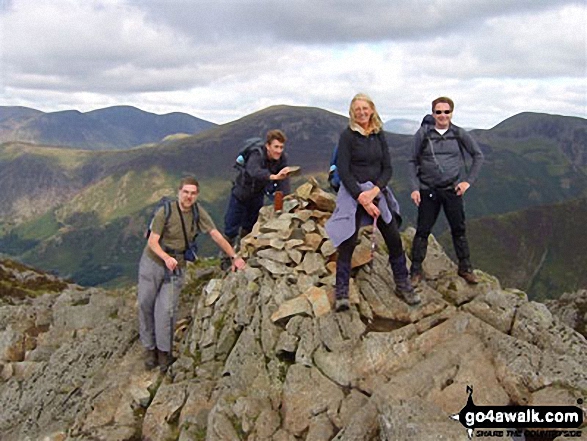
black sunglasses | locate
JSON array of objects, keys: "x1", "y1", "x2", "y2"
[{"x1": 434, "y1": 110, "x2": 452, "y2": 115}]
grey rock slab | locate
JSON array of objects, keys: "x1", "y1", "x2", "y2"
[
  {"x1": 331, "y1": 401, "x2": 378, "y2": 441},
  {"x1": 282, "y1": 364, "x2": 344, "y2": 436},
  {"x1": 275, "y1": 331, "x2": 299, "y2": 356},
  {"x1": 257, "y1": 249, "x2": 292, "y2": 264},
  {"x1": 261, "y1": 218, "x2": 293, "y2": 233},
  {"x1": 301, "y1": 252, "x2": 327, "y2": 276},
  {"x1": 270, "y1": 296, "x2": 312, "y2": 323},
  {"x1": 461, "y1": 289, "x2": 525, "y2": 334},
  {"x1": 258, "y1": 258, "x2": 291, "y2": 275},
  {"x1": 377, "y1": 397, "x2": 469, "y2": 441},
  {"x1": 306, "y1": 412, "x2": 335, "y2": 441}
]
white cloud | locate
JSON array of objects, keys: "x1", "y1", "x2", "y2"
[{"x1": 0, "y1": 0, "x2": 585, "y2": 128}]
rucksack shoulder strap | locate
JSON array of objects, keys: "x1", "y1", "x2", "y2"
[
  {"x1": 418, "y1": 125, "x2": 435, "y2": 158},
  {"x1": 163, "y1": 199, "x2": 173, "y2": 223},
  {"x1": 192, "y1": 202, "x2": 200, "y2": 225},
  {"x1": 190, "y1": 202, "x2": 200, "y2": 240}
]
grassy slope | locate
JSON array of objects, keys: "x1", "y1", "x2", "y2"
[
  {"x1": 1, "y1": 109, "x2": 586, "y2": 293},
  {"x1": 439, "y1": 197, "x2": 587, "y2": 300}
]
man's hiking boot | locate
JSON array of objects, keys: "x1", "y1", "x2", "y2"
[
  {"x1": 144, "y1": 349, "x2": 158, "y2": 370},
  {"x1": 410, "y1": 272, "x2": 423, "y2": 287},
  {"x1": 335, "y1": 298, "x2": 350, "y2": 312},
  {"x1": 158, "y1": 351, "x2": 174, "y2": 373},
  {"x1": 458, "y1": 270, "x2": 479, "y2": 285}
]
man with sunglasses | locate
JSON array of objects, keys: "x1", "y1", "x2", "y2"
[{"x1": 408, "y1": 96, "x2": 484, "y2": 286}]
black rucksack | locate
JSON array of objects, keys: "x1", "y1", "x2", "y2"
[
  {"x1": 145, "y1": 197, "x2": 200, "y2": 242},
  {"x1": 235, "y1": 137, "x2": 265, "y2": 171},
  {"x1": 232, "y1": 137, "x2": 270, "y2": 199}
]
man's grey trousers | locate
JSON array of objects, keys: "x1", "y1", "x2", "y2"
[{"x1": 137, "y1": 251, "x2": 184, "y2": 353}]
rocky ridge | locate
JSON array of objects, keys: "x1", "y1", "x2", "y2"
[
  {"x1": 0, "y1": 179, "x2": 586, "y2": 440},
  {"x1": 546, "y1": 289, "x2": 587, "y2": 338}
]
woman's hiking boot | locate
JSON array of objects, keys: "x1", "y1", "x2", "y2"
[
  {"x1": 395, "y1": 278, "x2": 421, "y2": 305},
  {"x1": 334, "y1": 277, "x2": 351, "y2": 312},
  {"x1": 335, "y1": 297, "x2": 350, "y2": 312}
]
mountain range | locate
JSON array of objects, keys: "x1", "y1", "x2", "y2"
[
  {"x1": 383, "y1": 118, "x2": 422, "y2": 134},
  {"x1": 0, "y1": 105, "x2": 216, "y2": 150},
  {"x1": 0, "y1": 105, "x2": 585, "y2": 298},
  {"x1": 383, "y1": 118, "x2": 475, "y2": 134}
]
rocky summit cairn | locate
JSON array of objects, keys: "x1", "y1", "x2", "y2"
[{"x1": 0, "y1": 179, "x2": 586, "y2": 441}]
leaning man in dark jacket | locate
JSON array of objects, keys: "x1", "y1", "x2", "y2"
[
  {"x1": 408, "y1": 96, "x2": 484, "y2": 285},
  {"x1": 224, "y1": 129, "x2": 291, "y2": 245}
]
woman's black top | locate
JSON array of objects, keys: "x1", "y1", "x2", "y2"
[{"x1": 336, "y1": 127, "x2": 392, "y2": 200}]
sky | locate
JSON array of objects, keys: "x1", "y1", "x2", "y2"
[{"x1": 0, "y1": 0, "x2": 585, "y2": 129}]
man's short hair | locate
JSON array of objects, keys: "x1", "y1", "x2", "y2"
[
  {"x1": 179, "y1": 176, "x2": 199, "y2": 191},
  {"x1": 432, "y1": 96, "x2": 455, "y2": 112},
  {"x1": 266, "y1": 129, "x2": 287, "y2": 145}
]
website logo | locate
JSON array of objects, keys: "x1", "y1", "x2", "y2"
[{"x1": 450, "y1": 386, "x2": 584, "y2": 439}]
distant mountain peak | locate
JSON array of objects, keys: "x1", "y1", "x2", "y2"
[{"x1": 0, "y1": 105, "x2": 217, "y2": 150}]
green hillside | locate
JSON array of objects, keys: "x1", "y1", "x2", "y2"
[
  {"x1": 439, "y1": 196, "x2": 587, "y2": 300},
  {"x1": 0, "y1": 107, "x2": 586, "y2": 293}
]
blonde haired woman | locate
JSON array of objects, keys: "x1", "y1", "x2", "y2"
[{"x1": 326, "y1": 93, "x2": 419, "y2": 311}]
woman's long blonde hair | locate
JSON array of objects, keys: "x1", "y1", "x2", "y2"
[{"x1": 349, "y1": 93, "x2": 383, "y2": 135}]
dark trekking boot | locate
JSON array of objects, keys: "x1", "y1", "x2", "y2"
[
  {"x1": 335, "y1": 297, "x2": 350, "y2": 312},
  {"x1": 410, "y1": 272, "x2": 423, "y2": 287},
  {"x1": 395, "y1": 277, "x2": 421, "y2": 305},
  {"x1": 158, "y1": 351, "x2": 174, "y2": 373},
  {"x1": 458, "y1": 269, "x2": 479, "y2": 285},
  {"x1": 390, "y1": 254, "x2": 421, "y2": 306},
  {"x1": 334, "y1": 276, "x2": 350, "y2": 312},
  {"x1": 410, "y1": 235, "x2": 428, "y2": 271},
  {"x1": 144, "y1": 349, "x2": 158, "y2": 370}
]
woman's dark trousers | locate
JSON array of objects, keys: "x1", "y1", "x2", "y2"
[{"x1": 335, "y1": 206, "x2": 407, "y2": 300}]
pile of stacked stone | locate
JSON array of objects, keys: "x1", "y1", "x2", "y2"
[{"x1": 239, "y1": 177, "x2": 381, "y2": 319}]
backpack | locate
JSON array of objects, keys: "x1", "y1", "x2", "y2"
[
  {"x1": 327, "y1": 144, "x2": 341, "y2": 192},
  {"x1": 232, "y1": 137, "x2": 272, "y2": 199},
  {"x1": 145, "y1": 197, "x2": 200, "y2": 244},
  {"x1": 419, "y1": 115, "x2": 469, "y2": 174},
  {"x1": 235, "y1": 137, "x2": 265, "y2": 169}
]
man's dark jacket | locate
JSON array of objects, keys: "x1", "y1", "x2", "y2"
[
  {"x1": 232, "y1": 148, "x2": 290, "y2": 201},
  {"x1": 408, "y1": 124, "x2": 484, "y2": 191}
]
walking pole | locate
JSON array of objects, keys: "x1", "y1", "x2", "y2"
[
  {"x1": 168, "y1": 268, "x2": 177, "y2": 362},
  {"x1": 370, "y1": 214, "x2": 378, "y2": 268}
]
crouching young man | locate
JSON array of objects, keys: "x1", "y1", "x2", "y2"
[{"x1": 138, "y1": 176, "x2": 245, "y2": 372}]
